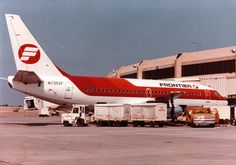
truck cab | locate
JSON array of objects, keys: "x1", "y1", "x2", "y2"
[{"x1": 61, "y1": 105, "x2": 93, "y2": 127}]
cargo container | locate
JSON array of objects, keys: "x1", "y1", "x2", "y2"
[
  {"x1": 94, "y1": 104, "x2": 131, "y2": 126},
  {"x1": 130, "y1": 103, "x2": 167, "y2": 127}
]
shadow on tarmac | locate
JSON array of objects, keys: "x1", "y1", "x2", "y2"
[{"x1": 1, "y1": 123, "x2": 61, "y2": 127}]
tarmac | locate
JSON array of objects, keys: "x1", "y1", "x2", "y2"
[{"x1": 0, "y1": 112, "x2": 236, "y2": 165}]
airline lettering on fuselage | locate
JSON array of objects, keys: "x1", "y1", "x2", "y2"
[{"x1": 159, "y1": 83, "x2": 192, "y2": 88}]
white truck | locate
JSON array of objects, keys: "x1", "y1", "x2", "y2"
[
  {"x1": 94, "y1": 104, "x2": 131, "y2": 126},
  {"x1": 24, "y1": 96, "x2": 59, "y2": 117},
  {"x1": 61, "y1": 105, "x2": 93, "y2": 127},
  {"x1": 130, "y1": 103, "x2": 167, "y2": 127},
  {"x1": 206, "y1": 106, "x2": 236, "y2": 125}
]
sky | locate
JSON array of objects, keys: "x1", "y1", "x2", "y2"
[{"x1": 1, "y1": 0, "x2": 236, "y2": 105}]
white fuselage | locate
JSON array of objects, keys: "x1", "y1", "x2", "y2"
[{"x1": 8, "y1": 75, "x2": 228, "y2": 107}]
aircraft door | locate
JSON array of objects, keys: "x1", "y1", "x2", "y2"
[
  {"x1": 145, "y1": 88, "x2": 152, "y2": 98},
  {"x1": 205, "y1": 90, "x2": 211, "y2": 100},
  {"x1": 65, "y1": 82, "x2": 73, "y2": 99}
]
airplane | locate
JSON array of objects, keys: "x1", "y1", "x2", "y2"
[{"x1": 5, "y1": 14, "x2": 227, "y2": 114}]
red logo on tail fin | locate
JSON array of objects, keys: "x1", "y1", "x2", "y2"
[{"x1": 18, "y1": 44, "x2": 40, "y2": 64}]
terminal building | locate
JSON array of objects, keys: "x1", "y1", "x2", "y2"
[{"x1": 107, "y1": 45, "x2": 236, "y2": 102}]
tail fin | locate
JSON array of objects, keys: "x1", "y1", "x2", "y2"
[{"x1": 5, "y1": 14, "x2": 61, "y2": 77}]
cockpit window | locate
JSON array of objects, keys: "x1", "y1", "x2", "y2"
[{"x1": 215, "y1": 91, "x2": 221, "y2": 97}]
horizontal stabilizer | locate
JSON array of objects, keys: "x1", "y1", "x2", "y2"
[
  {"x1": 13, "y1": 70, "x2": 43, "y2": 86},
  {"x1": 0, "y1": 77, "x2": 8, "y2": 81}
]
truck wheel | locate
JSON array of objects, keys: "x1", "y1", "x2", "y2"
[
  {"x1": 63, "y1": 121, "x2": 72, "y2": 127},
  {"x1": 109, "y1": 121, "x2": 114, "y2": 126},
  {"x1": 102, "y1": 121, "x2": 108, "y2": 126},
  {"x1": 158, "y1": 122, "x2": 164, "y2": 127},
  {"x1": 133, "y1": 121, "x2": 138, "y2": 127},
  {"x1": 140, "y1": 122, "x2": 145, "y2": 127},
  {"x1": 150, "y1": 121, "x2": 155, "y2": 127},
  {"x1": 76, "y1": 118, "x2": 85, "y2": 127},
  {"x1": 115, "y1": 121, "x2": 121, "y2": 127},
  {"x1": 210, "y1": 124, "x2": 215, "y2": 128},
  {"x1": 121, "y1": 121, "x2": 128, "y2": 127},
  {"x1": 97, "y1": 121, "x2": 105, "y2": 126},
  {"x1": 96, "y1": 121, "x2": 101, "y2": 127}
]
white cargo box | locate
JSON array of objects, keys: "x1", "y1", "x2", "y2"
[
  {"x1": 206, "y1": 106, "x2": 235, "y2": 120},
  {"x1": 94, "y1": 104, "x2": 130, "y2": 121},
  {"x1": 130, "y1": 103, "x2": 167, "y2": 121}
]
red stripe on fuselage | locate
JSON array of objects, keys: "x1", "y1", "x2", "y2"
[{"x1": 56, "y1": 66, "x2": 224, "y2": 100}]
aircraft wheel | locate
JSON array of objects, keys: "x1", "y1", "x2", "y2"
[{"x1": 230, "y1": 120, "x2": 236, "y2": 126}]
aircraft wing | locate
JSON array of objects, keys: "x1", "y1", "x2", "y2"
[{"x1": 154, "y1": 91, "x2": 184, "y2": 103}]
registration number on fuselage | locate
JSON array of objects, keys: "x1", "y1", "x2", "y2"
[{"x1": 47, "y1": 81, "x2": 63, "y2": 85}]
